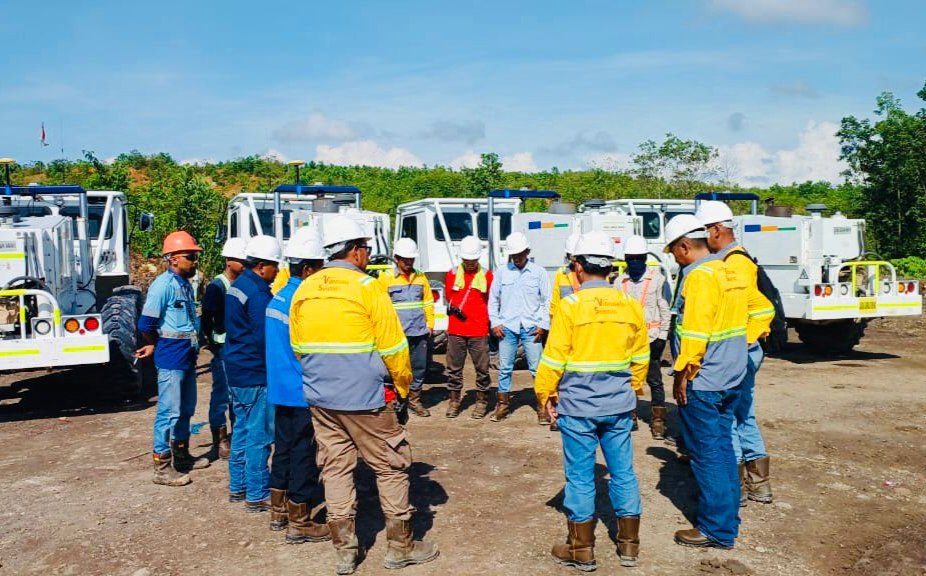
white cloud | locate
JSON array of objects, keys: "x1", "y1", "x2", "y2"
[
  {"x1": 448, "y1": 150, "x2": 482, "y2": 170},
  {"x1": 584, "y1": 152, "x2": 633, "y2": 172},
  {"x1": 315, "y1": 140, "x2": 422, "y2": 169},
  {"x1": 274, "y1": 112, "x2": 364, "y2": 144},
  {"x1": 710, "y1": 0, "x2": 867, "y2": 26},
  {"x1": 263, "y1": 148, "x2": 289, "y2": 163},
  {"x1": 179, "y1": 157, "x2": 216, "y2": 166},
  {"x1": 716, "y1": 121, "x2": 847, "y2": 186},
  {"x1": 501, "y1": 152, "x2": 539, "y2": 173}
]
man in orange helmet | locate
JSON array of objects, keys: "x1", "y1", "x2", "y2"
[{"x1": 137, "y1": 231, "x2": 211, "y2": 486}]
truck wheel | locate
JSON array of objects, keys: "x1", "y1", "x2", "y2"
[
  {"x1": 795, "y1": 320, "x2": 866, "y2": 356},
  {"x1": 101, "y1": 286, "x2": 145, "y2": 396}
]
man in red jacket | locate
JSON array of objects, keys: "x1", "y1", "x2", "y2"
[{"x1": 444, "y1": 235, "x2": 494, "y2": 419}]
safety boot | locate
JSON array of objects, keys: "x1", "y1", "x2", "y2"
[
  {"x1": 152, "y1": 451, "x2": 191, "y2": 487},
  {"x1": 329, "y1": 518, "x2": 361, "y2": 575},
  {"x1": 407, "y1": 390, "x2": 430, "y2": 417},
  {"x1": 617, "y1": 516, "x2": 640, "y2": 567},
  {"x1": 286, "y1": 500, "x2": 331, "y2": 543},
  {"x1": 631, "y1": 411, "x2": 639, "y2": 432},
  {"x1": 650, "y1": 406, "x2": 667, "y2": 440},
  {"x1": 383, "y1": 516, "x2": 440, "y2": 569},
  {"x1": 445, "y1": 390, "x2": 462, "y2": 418},
  {"x1": 738, "y1": 462, "x2": 747, "y2": 507},
  {"x1": 745, "y1": 456, "x2": 774, "y2": 503},
  {"x1": 171, "y1": 439, "x2": 210, "y2": 471},
  {"x1": 212, "y1": 425, "x2": 231, "y2": 460},
  {"x1": 537, "y1": 404, "x2": 552, "y2": 425},
  {"x1": 471, "y1": 391, "x2": 489, "y2": 419},
  {"x1": 270, "y1": 488, "x2": 289, "y2": 531},
  {"x1": 490, "y1": 392, "x2": 510, "y2": 422},
  {"x1": 551, "y1": 519, "x2": 596, "y2": 572}
]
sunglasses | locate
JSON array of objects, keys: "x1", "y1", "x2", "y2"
[{"x1": 178, "y1": 253, "x2": 199, "y2": 262}]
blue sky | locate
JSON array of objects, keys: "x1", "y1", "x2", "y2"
[{"x1": 1, "y1": 0, "x2": 923, "y2": 185}]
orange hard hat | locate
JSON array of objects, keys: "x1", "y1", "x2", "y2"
[{"x1": 162, "y1": 231, "x2": 203, "y2": 255}]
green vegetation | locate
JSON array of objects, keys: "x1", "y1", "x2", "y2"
[{"x1": 890, "y1": 257, "x2": 926, "y2": 280}]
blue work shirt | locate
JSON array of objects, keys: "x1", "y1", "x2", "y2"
[
  {"x1": 266, "y1": 276, "x2": 307, "y2": 407},
  {"x1": 139, "y1": 270, "x2": 198, "y2": 370},
  {"x1": 489, "y1": 260, "x2": 552, "y2": 332},
  {"x1": 224, "y1": 268, "x2": 274, "y2": 388}
]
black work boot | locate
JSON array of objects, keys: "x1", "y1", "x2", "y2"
[
  {"x1": 383, "y1": 516, "x2": 439, "y2": 569},
  {"x1": 171, "y1": 439, "x2": 210, "y2": 471},
  {"x1": 152, "y1": 451, "x2": 191, "y2": 487},
  {"x1": 551, "y1": 519, "x2": 596, "y2": 571}
]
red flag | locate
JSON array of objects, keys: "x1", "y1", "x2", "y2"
[{"x1": 41, "y1": 122, "x2": 48, "y2": 147}]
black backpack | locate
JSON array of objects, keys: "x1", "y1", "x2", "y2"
[{"x1": 724, "y1": 250, "x2": 788, "y2": 353}]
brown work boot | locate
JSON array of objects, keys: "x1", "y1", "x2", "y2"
[
  {"x1": 745, "y1": 456, "x2": 774, "y2": 503},
  {"x1": 212, "y1": 425, "x2": 231, "y2": 460},
  {"x1": 489, "y1": 392, "x2": 510, "y2": 422},
  {"x1": 407, "y1": 390, "x2": 430, "y2": 417},
  {"x1": 286, "y1": 500, "x2": 332, "y2": 543},
  {"x1": 245, "y1": 499, "x2": 271, "y2": 513},
  {"x1": 537, "y1": 404, "x2": 552, "y2": 425},
  {"x1": 674, "y1": 528, "x2": 730, "y2": 549},
  {"x1": 152, "y1": 451, "x2": 191, "y2": 487},
  {"x1": 329, "y1": 518, "x2": 361, "y2": 575},
  {"x1": 171, "y1": 439, "x2": 210, "y2": 471},
  {"x1": 471, "y1": 391, "x2": 489, "y2": 419},
  {"x1": 617, "y1": 516, "x2": 640, "y2": 567},
  {"x1": 631, "y1": 410, "x2": 639, "y2": 432},
  {"x1": 445, "y1": 390, "x2": 462, "y2": 418},
  {"x1": 270, "y1": 488, "x2": 289, "y2": 531},
  {"x1": 383, "y1": 516, "x2": 440, "y2": 569},
  {"x1": 738, "y1": 462, "x2": 747, "y2": 507},
  {"x1": 650, "y1": 406, "x2": 667, "y2": 440},
  {"x1": 551, "y1": 519, "x2": 596, "y2": 572}
]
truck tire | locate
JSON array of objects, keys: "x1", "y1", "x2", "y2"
[
  {"x1": 101, "y1": 286, "x2": 145, "y2": 396},
  {"x1": 795, "y1": 320, "x2": 866, "y2": 356}
]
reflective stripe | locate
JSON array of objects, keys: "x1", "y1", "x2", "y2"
[
  {"x1": 378, "y1": 339, "x2": 409, "y2": 357},
  {"x1": 709, "y1": 326, "x2": 747, "y2": 342},
  {"x1": 677, "y1": 328, "x2": 710, "y2": 342},
  {"x1": 159, "y1": 330, "x2": 197, "y2": 339},
  {"x1": 0, "y1": 288, "x2": 26, "y2": 296},
  {"x1": 227, "y1": 287, "x2": 248, "y2": 306},
  {"x1": 0, "y1": 253, "x2": 26, "y2": 260},
  {"x1": 749, "y1": 307, "x2": 775, "y2": 318},
  {"x1": 393, "y1": 301, "x2": 426, "y2": 310},
  {"x1": 540, "y1": 355, "x2": 566, "y2": 369},
  {"x1": 63, "y1": 345, "x2": 106, "y2": 353},
  {"x1": 0, "y1": 349, "x2": 40, "y2": 357},
  {"x1": 266, "y1": 308, "x2": 289, "y2": 323},
  {"x1": 359, "y1": 276, "x2": 375, "y2": 286},
  {"x1": 564, "y1": 294, "x2": 579, "y2": 304},
  {"x1": 292, "y1": 341, "x2": 376, "y2": 354},
  {"x1": 215, "y1": 274, "x2": 231, "y2": 291},
  {"x1": 631, "y1": 353, "x2": 650, "y2": 363},
  {"x1": 564, "y1": 359, "x2": 632, "y2": 372}
]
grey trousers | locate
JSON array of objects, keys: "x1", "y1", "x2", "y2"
[{"x1": 446, "y1": 334, "x2": 491, "y2": 392}]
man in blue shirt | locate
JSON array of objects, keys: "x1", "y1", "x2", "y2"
[
  {"x1": 266, "y1": 228, "x2": 331, "y2": 543},
  {"x1": 488, "y1": 231, "x2": 552, "y2": 423},
  {"x1": 137, "y1": 231, "x2": 211, "y2": 487},
  {"x1": 225, "y1": 235, "x2": 281, "y2": 511}
]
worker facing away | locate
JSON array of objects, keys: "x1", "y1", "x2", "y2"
[
  {"x1": 377, "y1": 237, "x2": 435, "y2": 417},
  {"x1": 200, "y1": 237, "x2": 248, "y2": 460},
  {"x1": 265, "y1": 227, "x2": 330, "y2": 543},
  {"x1": 137, "y1": 230, "x2": 211, "y2": 487},
  {"x1": 614, "y1": 235, "x2": 672, "y2": 439},
  {"x1": 536, "y1": 231, "x2": 650, "y2": 571},
  {"x1": 290, "y1": 215, "x2": 438, "y2": 574},
  {"x1": 443, "y1": 235, "x2": 494, "y2": 419},
  {"x1": 489, "y1": 231, "x2": 553, "y2": 424},
  {"x1": 665, "y1": 214, "x2": 749, "y2": 549},
  {"x1": 550, "y1": 233, "x2": 581, "y2": 320},
  {"x1": 697, "y1": 201, "x2": 775, "y2": 506},
  {"x1": 224, "y1": 235, "x2": 282, "y2": 511}
]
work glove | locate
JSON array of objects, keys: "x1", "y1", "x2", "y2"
[{"x1": 395, "y1": 397, "x2": 409, "y2": 426}]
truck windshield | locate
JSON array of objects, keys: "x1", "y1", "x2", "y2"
[
  {"x1": 60, "y1": 205, "x2": 112, "y2": 240},
  {"x1": 477, "y1": 212, "x2": 512, "y2": 240},
  {"x1": 640, "y1": 212, "x2": 661, "y2": 239},
  {"x1": 433, "y1": 213, "x2": 473, "y2": 241},
  {"x1": 255, "y1": 208, "x2": 294, "y2": 239}
]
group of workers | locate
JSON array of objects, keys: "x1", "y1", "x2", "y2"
[{"x1": 135, "y1": 199, "x2": 775, "y2": 573}]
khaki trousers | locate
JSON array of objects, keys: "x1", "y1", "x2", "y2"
[{"x1": 310, "y1": 403, "x2": 414, "y2": 521}]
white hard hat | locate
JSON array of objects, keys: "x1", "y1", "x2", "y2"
[
  {"x1": 323, "y1": 215, "x2": 371, "y2": 249},
  {"x1": 564, "y1": 233, "x2": 580, "y2": 255},
  {"x1": 624, "y1": 235, "x2": 647, "y2": 256},
  {"x1": 506, "y1": 232, "x2": 530, "y2": 255},
  {"x1": 696, "y1": 200, "x2": 734, "y2": 227},
  {"x1": 574, "y1": 231, "x2": 615, "y2": 259},
  {"x1": 221, "y1": 237, "x2": 248, "y2": 260},
  {"x1": 245, "y1": 235, "x2": 284, "y2": 263},
  {"x1": 663, "y1": 214, "x2": 707, "y2": 253},
  {"x1": 285, "y1": 227, "x2": 326, "y2": 261},
  {"x1": 459, "y1": 235, "x2": 482, "y2": 260},
  {"x1": 393, "y1": 238, "x2": 419, "y2": 259}
]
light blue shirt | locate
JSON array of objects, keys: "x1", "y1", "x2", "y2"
[{"x1": 489, "y1": 260, "x2": 552, "y2": 332}]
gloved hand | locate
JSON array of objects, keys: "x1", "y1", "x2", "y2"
[{"x1": 395, "y1": 397, "x2": 409, "y2": 426}]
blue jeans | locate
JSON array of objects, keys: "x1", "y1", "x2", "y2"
[
  {"x1": 678, "y1": 382, "x2": 743, "y2": 547},
  {"x1": 497, "y1": 326, "x2": 543, "y2": 393},
  {"x1": 208, "y1": 346, "x2": 233, "y2": 429},
  {"x1": 558, "y1": 413, "x2": 642, "y2": 522},
  {"x1": 152, "y1": 367, "x2": 197, "y2": 455},
  {"x1": 732, "y1": 345, "x2": 768, "y2": 463},
  {"x1": 228, "y1": 386, "x2": 274, "y2": 502}
]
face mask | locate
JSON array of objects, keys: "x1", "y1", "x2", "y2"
[{"x1": 627, "y1": 259, "x2": 647, "y2": 281}]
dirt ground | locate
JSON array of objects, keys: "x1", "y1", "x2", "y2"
[{"x1": 1, "y1": 317, "x2": 925, "y2": 576}]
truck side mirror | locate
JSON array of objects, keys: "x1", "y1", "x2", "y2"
[
  {"x1": 138, "y1": 212, "x2": 154, "y2": 232},
  {"x1": 215, "y1": 223, "x2": 227, "y2": 244}
]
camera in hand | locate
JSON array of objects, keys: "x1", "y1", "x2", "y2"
[{"x1": 447, "y1": 305, "x2": 468, "y2": 321}]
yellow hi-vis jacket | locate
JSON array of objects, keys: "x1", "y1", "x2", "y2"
[
  {"x1": 376, "y1": 268, "x2": 434, "y2": 338},
  {"x1": 721, "y1": 244, "x2": 774, "y2": 345},
  {"x1": 271, "y1": 266, "x2": 290, "y2": 295},
  {"x1": 673, "y1": 257, "x2": 749, "y2": 391},
  {"x1": 535, "y1": 280, "x2": 650, "y2": 418},
  {"x1": 289, "y1": 260, "x2": 413, "y2": 410},
  {"x1": 550, "y1": 265, "x2": 581, "y2": 319}
]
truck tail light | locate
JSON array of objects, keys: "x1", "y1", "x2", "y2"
[
  {"x1": 908, "y1": 282, "x2": 917, "y2": 294},
  {"x1": 84, "y1": 317, "x2": 100, "y2": 331},
  {"x1": 64, "y1": 318, "x2": 80, "y2": 333},
  {"x1": 899, "y1": 282, "x2": 907, "y2": 294},
  {"x1": 823, "y1": 285, "x2": 833, "y2": 296}
]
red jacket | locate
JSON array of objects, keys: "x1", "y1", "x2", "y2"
[{"x1": 444, "y1": 268, "x2": 493, "y2": 337}]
